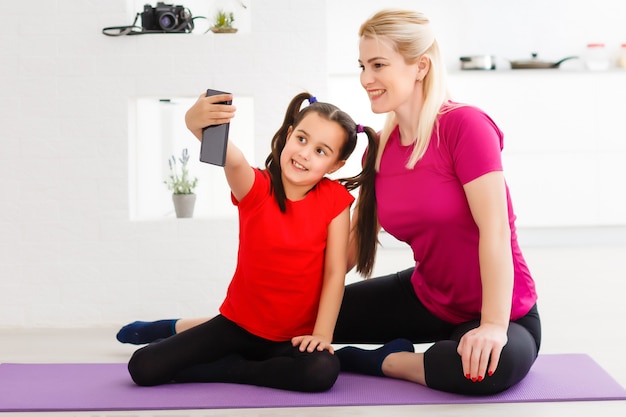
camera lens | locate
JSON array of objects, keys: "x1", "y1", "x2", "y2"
[{"x1": 158, "y1": 12, "x2": 177, "y2": 30}]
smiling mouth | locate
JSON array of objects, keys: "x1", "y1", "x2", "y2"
[
  {"x1": 368, "y1": 89, "x2": 386, "y2": 99},
  {"x1": 292, "y1": 159, "x2": 307, "y2": 171}
]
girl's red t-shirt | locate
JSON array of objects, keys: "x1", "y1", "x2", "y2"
[{"x1": 219, "y1": 169, "x2": 354, "y2": 341}]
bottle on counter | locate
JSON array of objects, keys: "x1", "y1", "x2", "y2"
[
  {"x1": 585, "y1": 43, "x2": 610, "y2": 71},
  {"x1": 617, "y1": 43, "x2": 626, "y2": 69}
]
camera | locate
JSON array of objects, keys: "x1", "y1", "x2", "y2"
[{"x1": 141, "y1": 2, "x2": 193, "y2": 33}]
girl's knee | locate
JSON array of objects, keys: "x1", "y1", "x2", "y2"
[
  {"x1": 127, "y1": 347, "x2": 162, "y2": 386},
  {"x1": 302, "y1": 352, "x2": 340, "y2": 392}
]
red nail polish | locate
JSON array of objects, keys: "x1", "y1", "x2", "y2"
[
  {"x1": 471, "y1": 377, "x2": 477, "y2": 382},
  {"x1": 488, "y1": 370, "x2": 494, "y2": 377},
  {"x1": 477, "y1": 375, "x2": 483, "y2": 382},
  {"x1": 465, "y1": 374, "x2": 470, "y2": 379}
]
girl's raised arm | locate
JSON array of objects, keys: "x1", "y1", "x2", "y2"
[{"x1": 223, "y1": 140, "x2": 255, "y2": 202}]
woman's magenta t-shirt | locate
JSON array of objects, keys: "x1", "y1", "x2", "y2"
[{"x1": 375, "y1": 105, "x2": 537, "y2": 324}]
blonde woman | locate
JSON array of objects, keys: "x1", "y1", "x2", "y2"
[{"x1": 332, "y1": 9, "x2": 540, "y2": 395}]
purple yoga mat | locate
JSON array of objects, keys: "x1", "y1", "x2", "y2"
[{"x1": 0, "y1": 354, "x2": 624, "y2": 412}]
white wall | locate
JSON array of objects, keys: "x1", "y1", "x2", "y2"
[
  {"x1": 0, "y1": 0, "x2": 329, "y2": 327},
  {"x1": 1, "y1": 0, "x2": 625, "y2": 327}
]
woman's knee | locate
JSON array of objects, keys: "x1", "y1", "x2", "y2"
[
  {"x1": 424, "y1": 326, "x2": 538, "y2": 395},
  {"x1": 488, "y1": 323, "x2": 539, "y2": 389}
]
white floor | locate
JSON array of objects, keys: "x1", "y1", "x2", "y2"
[{"x1": 2, "y1": 234, "x2": 626, "y2": 416}]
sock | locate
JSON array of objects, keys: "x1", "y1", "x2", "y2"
[
  {"x1": 335, "y1": 338, "x2": 415, "y2": 377},
  {"x1": 116, "y1": 319, "x2": 178, "y2": 345}
]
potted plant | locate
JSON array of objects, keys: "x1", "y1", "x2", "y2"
[
  {"x1": 164, "y1": 148, "x2": 198, "y2": 218},
  {"x1": 210, "y1": 10, "x2": 237, "y2": 33}
]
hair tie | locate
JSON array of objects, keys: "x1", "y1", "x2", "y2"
[
  {"x1": 356, "y1": 124, "x2": 364, "y2": 133},
  {"x1": 308, "y1": 96, "x2": 318, "y2": 104}
]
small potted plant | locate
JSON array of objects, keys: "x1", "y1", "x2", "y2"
[
  {"x1": 210, "y1": 10, "x2": 237, "y2": 33},
  {"x1": 164, "y1": 148, "x2": 198, "y2": 218}
]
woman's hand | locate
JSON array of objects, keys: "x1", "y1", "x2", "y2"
[
  {"x1": 292, "y1": 335, "x2": 334, "y2": 354},
  {"x1": 457, "y1": 322, "x2": 508, "y2": 382},
  {"x1": 184, "y1": 92, "x2": 236, "y2": 140}
]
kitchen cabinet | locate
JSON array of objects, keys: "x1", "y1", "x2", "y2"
[{"x1": 448, "y1": 70, "x2": 626, "y2": 228}]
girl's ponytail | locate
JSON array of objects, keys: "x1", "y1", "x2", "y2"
[
  {"x1": 339, "y1": 126, "x2": 379, "y2": 277},
  {"x1": 265, "y1": 92, "x2": 312, "y2": 212}
]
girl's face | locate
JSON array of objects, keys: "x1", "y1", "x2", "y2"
[
  {"x1": 358, "y1": 36, "x2": 422, "y2": 114},
  {"x1": 280, "y1": 112, "x2": 346, "y2": 199}
]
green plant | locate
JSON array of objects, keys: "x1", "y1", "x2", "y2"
[
  {"x1": 213, "y1": 10, "x2": 235, "y2": 29},
  {"x1": 164, "y1": 148, "x2": 198, "y2": 195}
]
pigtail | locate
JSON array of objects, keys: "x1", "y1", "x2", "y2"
[
  {"x1": 265, "y1": 92, "x2": 313, "y2": 212},
  {"x1": 337, "y1": 126, "x2": 379, "y2": 277}
]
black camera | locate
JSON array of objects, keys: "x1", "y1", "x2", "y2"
[{"x1": 141, "y1": 2, "x2": 193, "y2": 33}]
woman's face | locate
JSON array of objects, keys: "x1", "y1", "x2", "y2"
[{"x1": 358, "y1": 36, "x2": 421, "y2": 114}]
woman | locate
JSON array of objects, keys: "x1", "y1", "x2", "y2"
[{"x1": 331, "y1": 9, "x2": 540, "y2": 395}]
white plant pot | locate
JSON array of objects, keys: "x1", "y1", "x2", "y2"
[{"x1": 172, "y1": 193, "x2": 196, "y2": 218}]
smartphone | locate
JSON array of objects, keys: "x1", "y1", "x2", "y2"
[{"x1": 199, "y1": 89, "x2": 232, "y2": 166}]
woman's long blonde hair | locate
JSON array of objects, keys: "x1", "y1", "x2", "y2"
[{"x1": 359, "y1": 9, "x2": 452, "y2": 169}]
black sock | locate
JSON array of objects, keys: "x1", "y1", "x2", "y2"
[
  {"x1": 335, "y1": 338, "x2": 415, "y2": 376},
  {"x1": 116, "y1": 319, "x2": 178, "y2": 344}
]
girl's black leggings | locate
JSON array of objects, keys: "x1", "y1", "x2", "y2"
[
  {"x1": 127, "y1": 315, "x2": 339, "y2": 392},
  {"x1": 333, "y1": 267, "x2": 542, "y2": 395}
]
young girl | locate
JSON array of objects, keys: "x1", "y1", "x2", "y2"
[{"x1": 126, "y1": 92, "x2": 378, "y2": 393}]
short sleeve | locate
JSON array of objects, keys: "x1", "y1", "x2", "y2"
[
  {"x1": 441, "y1": 106, "x2": 504, "y2": 185},
  {"x1": 317, "y1": 178, "x2": 354, "y2": 222},
  {"x1": 231, "y1": 168, "x2": 269, "y2": 207}
]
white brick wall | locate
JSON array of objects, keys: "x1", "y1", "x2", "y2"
[
  {"x1": 0, "y1": 0, "x2": 329, "y2": 327},
  {"x1": 2, "y1": 0, "x2": 626, "y2": 327}
]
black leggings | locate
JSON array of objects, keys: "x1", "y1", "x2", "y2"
[
  {"x1": 334, "y1": 267, "x2": 542, "y2": 395},
  {"x1": 128, "y1": 315, "x2": 339, "y2": 392}
]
